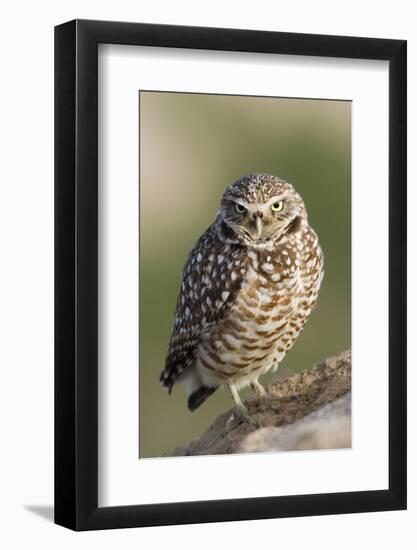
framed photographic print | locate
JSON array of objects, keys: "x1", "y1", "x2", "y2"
[{"x1": 55, "y1": 19, "x2": 406, "y2": 530}]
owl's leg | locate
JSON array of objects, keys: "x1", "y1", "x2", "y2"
[
  {"x1": 225, "y1": 383, "x2": 260, "y2": 431},
  {"x1": 229, "y1": 383, "x2": 248, "y2": 418},
  {"x1": 250, "y1": 379, "x2": 267, "y2": 404}
]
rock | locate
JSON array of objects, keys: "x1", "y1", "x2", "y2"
[
  {"x1": 167, "y1": 349, "x2": 351, "y2": 456},
  {"x1": 238, "y1": 392, "x2": 351, "y2": 453}
]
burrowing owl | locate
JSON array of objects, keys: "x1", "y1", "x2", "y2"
[{"x1": 160, "y1": 173, "x2": 324, "y2": 418}]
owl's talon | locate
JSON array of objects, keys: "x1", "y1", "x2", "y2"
[
  {"x1": 225, "y1": 404, "x2": 261, "y2": 432},
  {"x1": 233, "y1": 404, "x2": 249, "y2": 421},
  {"x1": 224, "y1": 414, "x2": 237, "y2": 433},
  {"x1": 224, "y1": 404, "x2": 246, "y2": 432}
]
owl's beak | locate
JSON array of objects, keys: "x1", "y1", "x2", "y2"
[{"x1": 253, "y1": 214, "x2": 263, "y2": 239}]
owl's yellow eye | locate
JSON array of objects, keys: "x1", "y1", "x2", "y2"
[
  {"x1": 234, "y1": 203, "x2": 246, "y2": 214},
  {"x1": 271, "y1": 200, "x2": 284, "y2": 212}
]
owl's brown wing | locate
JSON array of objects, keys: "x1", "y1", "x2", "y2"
[{"x1": 160, "y1": 224, "x2": 246, "y2": 392}]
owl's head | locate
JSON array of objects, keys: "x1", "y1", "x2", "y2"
[{"x1": 219, "y1": 173, "x2": 307, "y2": 246}]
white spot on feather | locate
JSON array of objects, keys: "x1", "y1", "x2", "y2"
[{"x1": 261, "y1": 262, "x2": 274, "y2": 273}]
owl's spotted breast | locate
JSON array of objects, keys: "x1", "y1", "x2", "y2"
[{"x1": 197, "y1": 222, "x2": 323, "y2": 389}]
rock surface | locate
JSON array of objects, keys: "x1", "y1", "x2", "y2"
[
  {"x1": 238, "y1": 392, "x2": 351, "y2": 453},
  {"x1": 168, "y1": 349, "x2": 351, "y2": 456}
]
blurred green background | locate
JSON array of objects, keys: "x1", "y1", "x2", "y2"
[{"x1": 139, "y1": 92, "x2": 351, "y2": 458}]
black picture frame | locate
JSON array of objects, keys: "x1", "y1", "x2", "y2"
[{"x1": 55, "y1": 19, "x2": 407, "y2": 531}]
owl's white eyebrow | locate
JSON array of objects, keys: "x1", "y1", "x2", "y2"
[
  {"x1": 229, "y1": 198, "x2": 250, "y2": 208},
  {"x1": 267, "y1": 194, "x2": 288, "y2": 205},
  {"x1": 226, "y1": 194, "x2": 287, "y2": 207}
]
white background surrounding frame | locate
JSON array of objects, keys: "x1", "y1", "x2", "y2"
[
  {"x1": 1, "y1": 1, "x2": 416, "y2": 548},
  {"x1": 98, "y1": 44, "x2": 389, "y2": 507}
]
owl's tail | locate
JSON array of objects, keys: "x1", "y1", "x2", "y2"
[
  {"x1": 188, "y1": 386, "x2": 217, "y2": 412},
  {"x1": 184, "y1": 366, "x2": 218, "y2": 411},
  {"x1": 161, "y1": 362, "x2": 218, "y2": 411}
]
